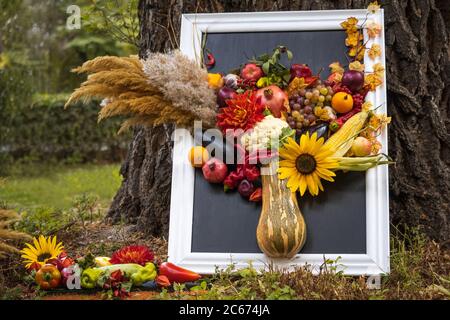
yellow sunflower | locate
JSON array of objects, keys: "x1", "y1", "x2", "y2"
[
  {"x1": 20, "y1": 235, "x2": 63, "y2": 269},
  {"x1": 278, "y1": 133, "x2": 338, "y2": 196}
]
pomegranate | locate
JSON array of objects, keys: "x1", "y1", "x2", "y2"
[
  {"x1": 202, "y1": 158, "x2": 228, "y2": 184},
  {"x1": 341, "y1": 70, "x2": 364, "y2": 93},
  {"x1": 241, "y1": 63, "x2": 264, "y2": 82},
  {"x1": 217, "y1": 87, "x2": 237, "y2": 108},
  {"x1": 290, "y1": 64, "x2": 312, "y2": 81},
  {"x1": 351, "y1": 137, "x2": 372, "y2": 156},
  {"x1": 255, "y1": 85, "x2": 288, "y2": 118}
]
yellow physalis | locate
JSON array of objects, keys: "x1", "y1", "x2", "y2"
[
  {"x1": 329, "y1": 61, "x2": 344, "y2": 74},
  {"x1": 349, "y1": 61, "x2": 365, "y2": 72},
  {"x1": 367, "y1": 1, "x2": 381, "y2": 14},
  {"x1": 369, "y1": 113, "x2": 392, "y2": 131},
  {"x1": 345, "y1": 32, "x2": 363, "y2": 47},
  {"x1": 368, "y1": 44, "x2": 382, "y2": 60},
  {"x1": 373, "y1": 63, "x2": 385, "y2": 78},
  {"x1": 314, "y1": 106, "x2": 335, "y2": 121},
  {"x1": 287, "y1": 77, "x2": 308, "y2": 96},
  {"x1": 340, "y1": 17, "x2": 359, "y2": 33},
  {"x1": 362, "y1": 101, "x2": 373, "y2": 111},
  {"x1": 371, "y1": 140, "x2": 382, "y2": 154},
  {"x1": 365, "y1": 73, "x2": 383, "y2": 91},
  {"x1": 349, "y1": 46, "x2": 366, "y2": 61},
  {"x1": 367, "y1": 20, "x2": 382, "y2": 38},
  {"x1": 357, "y1": 47, "x2": 366, "y2": 61}
]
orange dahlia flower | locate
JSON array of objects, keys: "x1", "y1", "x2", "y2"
[
  {"x1": 110, "y1": 245, "x2": 154, "y2": 266},
  {"x1": 216, "y1": 91, "x2": 265, "y2": 133}
]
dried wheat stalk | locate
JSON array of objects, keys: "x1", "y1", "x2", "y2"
[{"x1": 65, "y1": 51, "x2": 218, "y2": 132}]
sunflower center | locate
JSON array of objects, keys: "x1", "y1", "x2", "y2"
[
  {"x1": 295, "y1": 154, "x2": 317, "y2": 175},
  {"x1": 37, "y1": 252, "x2": 52, "y2": 262}
]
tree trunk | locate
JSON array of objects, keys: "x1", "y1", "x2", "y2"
[{"x1": 107, "y1": 0, "x2": 450, "y2": 244}]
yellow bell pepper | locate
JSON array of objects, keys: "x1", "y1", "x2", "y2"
[{"x1": 207, "y1": 73, "x2": 223, "y2": 90}]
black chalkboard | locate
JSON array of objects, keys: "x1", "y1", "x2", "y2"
[{"x1": 191, "y1": 31, "x2": 366, "y2": 254}]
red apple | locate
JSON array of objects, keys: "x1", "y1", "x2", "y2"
[
  {"x1": 351, "y1": 137, "x2": 372, "y2": 156},
  {"x1": 255, "y1": 85, "x2": 288, "y2": 118},
  {"x1": 342, "y1": 70, "x2": 364, "y2": 93},
  {"x1": 290, "y1": 64, "x2": 312, "y2": 81},
  {"x1": 240, "y1": 63, "x2": 264, "y2": 82}
]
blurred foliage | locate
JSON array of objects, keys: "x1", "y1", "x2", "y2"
[
  {"x1": 0, "y1": 93, "x2": 130, "y2": 172},
  {"x1": 81, "y1": 0, "x2": 140, "y2": 47},
  {"x1": 0, "y1": 0, "x2": 138, "y2": 165}
]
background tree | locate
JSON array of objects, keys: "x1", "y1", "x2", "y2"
[{"x1": 107, "y1": 0, "x2": 449, "y2": 244}]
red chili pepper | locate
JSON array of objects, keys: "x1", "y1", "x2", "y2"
[
  {"x1": 249, "y1": 187, "x2": 262, "y2": 202},
  {"x1": 156, "y1": 275, "x2": 171, "y2": 287},
  {"x1": 205, "y1": 51, "x2": 215, "y2": 69},
  {"x1": 159, "y1": 262, "x2": 201, "y2": 283}
]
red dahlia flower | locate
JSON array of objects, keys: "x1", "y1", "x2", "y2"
[
  {"x1": 110, "y1": 245, "x2": 154, "y2": 266},
  {"x1": 216, "y1": 91, "x2": 265, "y2": 133}
]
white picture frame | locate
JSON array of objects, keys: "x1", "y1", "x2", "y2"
[{"x1": 168, "y1": 9, "x2": 389, "y2": 275}]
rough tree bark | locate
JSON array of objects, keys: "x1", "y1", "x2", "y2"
[{"x1": 107, "y1": 0, "x2": 450, "y2": 244}]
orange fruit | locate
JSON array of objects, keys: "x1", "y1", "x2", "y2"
[
  {"x1": 188, "y1": 146, "x2": 209, "y2": 167},
  {"x1": 331, "y1": 92, "x2": 354, "y2": 113}
]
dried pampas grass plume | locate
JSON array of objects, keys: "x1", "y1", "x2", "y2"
[
  {"x1": 142, "y1": 50, "x2": 217, "y2": 128},
  {"x1": 65, "y1": 52, "x2": 218, "y2": 132}
]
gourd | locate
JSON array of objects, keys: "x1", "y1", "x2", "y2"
[{"x1": 256, "y1": 161, "x2": 306, "y2": 258}]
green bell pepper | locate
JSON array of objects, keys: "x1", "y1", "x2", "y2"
[
  {"x1": 81, "y1": 262, "x2": 157, "y2": 289},
  {"x1": 81, "y1": 268, "x2": 104, "y2": 289}
]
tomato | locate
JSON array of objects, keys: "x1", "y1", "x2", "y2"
[{"x1": 35, "y1": 264, "x2": 61, "y2": 290}]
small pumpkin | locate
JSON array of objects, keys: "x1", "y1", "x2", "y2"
[
  {"x1": 331, "y1": 92, "x2": 353, "y2": 113},
  {"x1": 256, "y1": 161, "x2": 306, "y2": 258}
]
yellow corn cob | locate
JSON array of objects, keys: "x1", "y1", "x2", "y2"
[{"x1": 324, "y1": 110, "x2": 369, "y2": 157}]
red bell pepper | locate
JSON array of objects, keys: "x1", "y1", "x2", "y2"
[{"x1": 159, "y1": 262, "x2": 201, "y2": 283}]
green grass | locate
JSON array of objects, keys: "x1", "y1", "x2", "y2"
[{"x1": 0, "y1": 164, "x2": 122, "y2": 210}]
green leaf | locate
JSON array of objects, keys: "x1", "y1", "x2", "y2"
[
  {"x1": 263, "y1": 108, "x2": 273, "y2": 116},
  {"x1": 282, "y1": 72, "x2": 291, "y2": 84},
  {"x1": 287, "y1": 50, "x2": 293, "y2": 60},
  {"x1": 262, "y1": 61, "x2": 270, "y2": 75}
]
